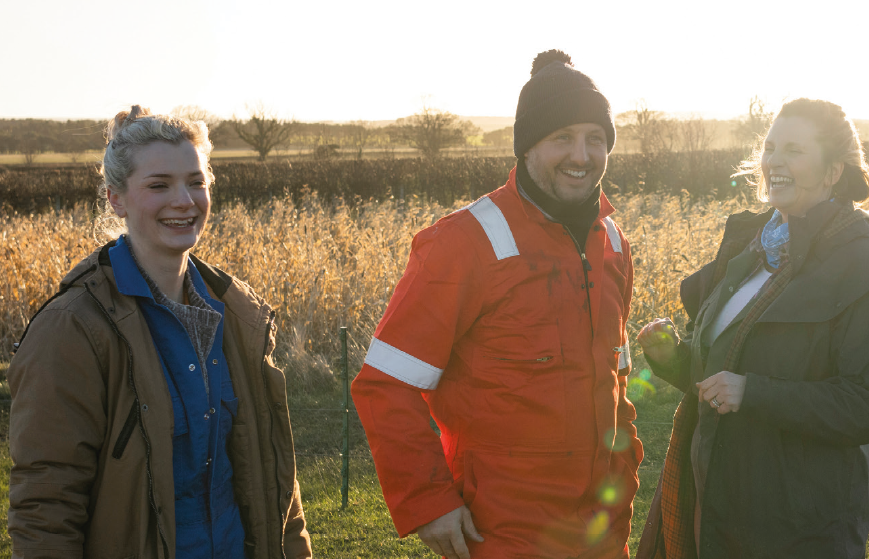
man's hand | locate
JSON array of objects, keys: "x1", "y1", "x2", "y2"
[
  {"x1": 417, "y1": 505, "x2": 484, "y2": 559},
  {"x1": 696, "y1": 371, "x2": 747, "y2": 414},
  {"x1": 637, "y1": 317, "x2": 679, "y2": 365}
]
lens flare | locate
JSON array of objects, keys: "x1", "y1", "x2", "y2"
[
  {"x1": 586, "y1": 510, "x2": 610, "y2": 545},
  {"x1": 598, "y1": 482, "x2": 622, "y2": 506},
  {"x1": 627, "y1": 375, "x2": 657, "y2": 400},
  {"x1": 655, "y1": 330, "x2": 674, "y2": 343}
]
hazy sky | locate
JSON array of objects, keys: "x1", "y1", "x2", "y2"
[{"x1": 4, "y1": 0, "x2": 869, "y2": 122}]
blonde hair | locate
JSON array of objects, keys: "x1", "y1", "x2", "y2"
[
  {"x1": 96, "y1": 105, "x2": 214, "y2": 240},
  {"x1": 734, "y1": 98, "x2": 869, "y2": 208}
]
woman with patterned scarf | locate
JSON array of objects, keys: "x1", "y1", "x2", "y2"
[{"x1": 636, "y1": 98, "x2": 869, "y2": 559}]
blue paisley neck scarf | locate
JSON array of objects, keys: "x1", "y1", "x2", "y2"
[{"x1": 761, "y1": 209, "x2": 789, "y2": 268}]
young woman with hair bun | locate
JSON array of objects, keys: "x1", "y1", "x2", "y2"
[{"x1": 7, "y1": 106, "x2": 312, "y2": 559}]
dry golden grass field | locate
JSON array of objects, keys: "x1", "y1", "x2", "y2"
[
  {"x1": 1, "y1": 191, "x2": 758, "y2": 372},
  {"x1": 1, "y1": 190, "x2": 808, "y2": 557}
]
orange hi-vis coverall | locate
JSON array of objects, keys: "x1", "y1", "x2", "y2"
[{"x1": 352, "y1": 168, "x2": 642, "y2": 559}]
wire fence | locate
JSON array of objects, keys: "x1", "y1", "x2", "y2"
[
  {"x1": 281, "y1": 328, "x2": 681, "y2": 508},
  {"x1": 0, "y1": 335, "x2": 679, "y2": 507}
]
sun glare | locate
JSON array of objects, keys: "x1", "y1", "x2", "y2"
[{"x1": 2, "y1": 0, "x2": 869, "y2": 120}]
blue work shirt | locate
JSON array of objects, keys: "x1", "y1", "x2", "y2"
[{"x1": 109, "y1": 237, "x2": 245, "y2": 558}]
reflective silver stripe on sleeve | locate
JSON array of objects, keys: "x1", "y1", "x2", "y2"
[
  {"x1": 618, "y1": 339, "x2": 631, "y2": 370},
  {"x1": 603, "y1": 217, "x2": 622, "y2": 254},
  {"x1": 468, "y1": 197, "x2": 520, "y2": 260},
  {"x1": 364, "y1": 337, "x2": 444, "y2": 390}
]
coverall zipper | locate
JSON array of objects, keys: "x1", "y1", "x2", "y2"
[{"x1": 564, "y1": 226, "x2": 595, "y2": 338}]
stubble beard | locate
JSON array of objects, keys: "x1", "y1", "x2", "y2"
[{"x1": 526, "y1": 154, "x2": 601, "y2": 206}]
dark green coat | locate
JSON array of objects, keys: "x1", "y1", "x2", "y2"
[{"x1": 638, "y1": 201, "x2": 869, "y2": 559}]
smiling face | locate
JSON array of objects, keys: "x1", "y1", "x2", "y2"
[
  {"x1": 762, "y1": 116, "x2": 843, "y2": 221},
  {"x1": 108, "y1": 140, "x2": 210, "y2": 262},
  {"x1": 524, "y1": 122, "x2": 608, "y2": 205}
]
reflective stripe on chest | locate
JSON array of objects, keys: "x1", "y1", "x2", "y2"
[
  {"x1": 603, "y1": 217, "x2": 622, "y2": 254},
  {"x1": 468, "y1": 196, "x2": 622, "y2": 259},
  {"x1": 467, "y1": 197, "x2": 520, "y2": 260}
]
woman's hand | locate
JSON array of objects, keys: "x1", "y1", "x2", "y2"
[
  {"x1": 696, "y1": 371, "x2": 747, "y2": 414},
  {"x1": 637, "y1": 318, "x2": 680, "y2": 365}
]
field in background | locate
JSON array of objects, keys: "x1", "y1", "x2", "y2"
[
  {"x1": 1, "y1": 152, "x2": 750, "y2": 218},
  {"x1": 15, "y1": 190, "x2": 864, "y2": 556},
  {"x1": 0, "y1": 146, "x2": 516, "y2": 166},
  {"x1": 1, "y1": 190, "x2": 757, "y2": 373}
]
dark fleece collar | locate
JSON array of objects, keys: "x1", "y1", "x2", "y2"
[{"x1": 516, "y1": 159, "x2": 601, "y2": 249}]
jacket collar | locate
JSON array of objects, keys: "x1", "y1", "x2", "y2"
[
  {"x1": 506, "y1": 166, "x2": 615, "y2": 225},
  {"x1": 786, "y1": 200, "x2": 853, "y2": 272},
  {"x1": 107, "y1": 236, "x2": 153, "y2": 299},
  {"x1": 93, "y1": 238, "x2": 233, "y2": 300},
  {"x1": 720, "y1": 201, "x2": 867, "y2": 275},
  {"x1": 106, "y1": 236, "x2": 216, "y2": 304}
]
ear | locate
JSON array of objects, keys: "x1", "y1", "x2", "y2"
[
  {"x1": 827, "y1": 161, "x2": 845, "y2": 188},
  {"x1": 107, "y1": 186, "x2": 127, "y2": 218}
]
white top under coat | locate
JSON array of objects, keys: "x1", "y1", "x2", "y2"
[{"x1": 706, "y1": 267, "x2": 773, "y2": 344}]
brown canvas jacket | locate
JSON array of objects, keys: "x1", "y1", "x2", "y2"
[{"x1": 8, "y1": 242, "x2": 312, "y2": 559}]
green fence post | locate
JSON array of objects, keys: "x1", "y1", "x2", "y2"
[{"x1": 340, "y1": 326, "x2": 350, "y2": 509}]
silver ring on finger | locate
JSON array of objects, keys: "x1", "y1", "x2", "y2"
[{"x1": 711, "y1": 397, "x2": 721, "y2": 408}]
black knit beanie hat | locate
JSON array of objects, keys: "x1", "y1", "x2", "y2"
[{"x1": 514, "y1": 50, "x2": 616, "y2": 157}]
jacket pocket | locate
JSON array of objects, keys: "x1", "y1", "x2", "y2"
[
  {"x1": 227, "y1": 424, "x2": 257, "y2": 543},
  {"x1": 220, "y1": 395, "x2": 239, "y2": 432},
  {"x1": 470, "y1": 323, "x2": 566, "y2": 445},
  {"x1": 462, "y1": 448, "x2": 595, "y2": 552},
  {"x1": 111, "y1": 401, "x2": 139, "y2": 460},
  {"x1": 171, "y1": 396, "x2": 189, "y2": 437},
  {"x1": 460, "y1": 450, "x2": 478, "y2": 507},
  {"x1": 217, "y1": 395, "x2": 240, "y2": 484}
]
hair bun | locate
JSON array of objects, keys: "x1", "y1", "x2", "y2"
[
  {"x1": 106, "y1": 105, "x2": 151, "y2": 143},
  {"x1": 531, "y1": 49, "x2": 573, "y2": 76}
]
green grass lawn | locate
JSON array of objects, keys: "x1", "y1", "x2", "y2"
[
  {"x1": 289, "y1": 377, "x2": 682, "y2": 558},
  {"x1": 0, "y1": 358, "x2": 677, "y2": 557},
  {"x1": 1, "y1": 360, "x2": 864, "y2": 558}
]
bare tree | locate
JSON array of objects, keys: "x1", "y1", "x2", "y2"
[
  {"x1": 343, "y1": 121, "x2": 374, "y2": 160},
  {"x1": 678, "y1": 115, "x2": 713, "y2": 153},
  {"x1": 622, "y1": 100, "x2": 676, "y2": 155},
  {"x1": 19, "y1": 132, "x2": 48, "y2": 165},
  {"x1": 231, "y1": 103, "x2": 297, "y2": 162},
  {"x1": 734, "y1": 96, "x2": 774, "y2": 147},
  {"x1": 396, "y1": 106, "x2": 479, "y2": 158}
]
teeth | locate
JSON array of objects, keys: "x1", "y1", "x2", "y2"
[
  {"x1": 162, "y1": 218, "x2": 195, "y2": 227},
  {"x1": 563, "y1": 169, "x2": 587, "y2": 178},
  {"x1": 770, "y1": 176, "x2": 793, "y2": 185}
]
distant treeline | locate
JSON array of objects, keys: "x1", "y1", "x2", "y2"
[
  {"x1": 1, "y1": 150, "x2": 753, "y2": 214},
  {"x1": 0, "y1": 119, "x2": 106, "y2": 158},
  {"x1": 4, "y1": 104, "x2": 868, "y2": 161},
  {"x1": 0, "y1": 117, "x2": 513, "y2": 159}
]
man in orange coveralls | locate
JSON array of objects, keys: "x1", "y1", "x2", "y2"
[{"x1": 352, "y1": 49, "x2": 642, "y2": 559}]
